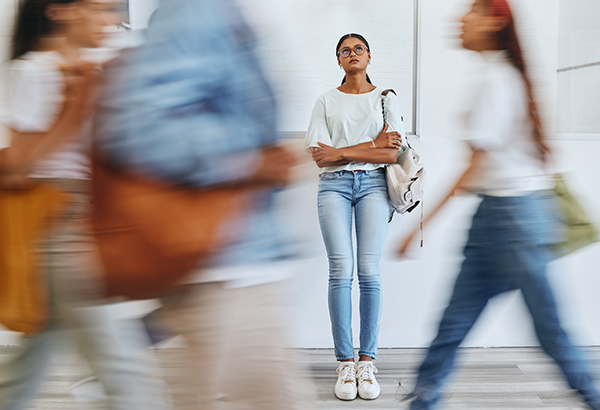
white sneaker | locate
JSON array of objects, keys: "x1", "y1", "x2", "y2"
[
  {"x1": 356, "y1": 361, "x2": 380, "y2": 400},
  {"x1": 334, "y1": 362, "x2": 357, "y2": 400}
]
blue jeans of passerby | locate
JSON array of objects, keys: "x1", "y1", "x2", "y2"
[
  {"x1": 410, "y1": 193, "x2": 600, "y2": 410},
  {"x1": 317, "y1": 169, "x2": 390, "y2": 361}
]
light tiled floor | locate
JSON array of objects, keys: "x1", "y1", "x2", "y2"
[
  {"x1": 303, "y1": 347, "x2": 596, "y2": 409},
  {"x1": 1, "y1": 346, "x2": 598, "y2": 409}
]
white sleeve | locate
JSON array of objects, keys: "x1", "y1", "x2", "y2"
[
  {"x1": 382, "y1": 91, "x2": 406, "y2": 148},
  {"x1": 304, "y1": 96, "x2": 332, "y2": 152},
  {"x1": 4, "y1": 60, "x2": 63, "y2": 132}
]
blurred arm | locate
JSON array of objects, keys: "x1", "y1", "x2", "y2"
[
  {"x1": 396, "y1": 147, "x2": 484, "y2": 256},
  {"x1": 1, "y1": 62, "x2": 98, "y2": 187}
]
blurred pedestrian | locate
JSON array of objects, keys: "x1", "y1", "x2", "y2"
[
  {"x1": 96, "y1": 0, "x2": 315, "y2": 409},
  {"x1": 398, "y1": 1, "x2": 600, "y2": 409},
  {"x1": 0, "y1": 1, "x2": 170, "y2": 409},
  {"x1": 304, "y1": 33, "x2": 404, "y2": 401}
]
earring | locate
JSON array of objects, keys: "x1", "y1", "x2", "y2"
[
  {"x1": 339, "y1": 64, "x2": 342, "y2": 69},
  {"x1": 368, "y1": 60, "x2": 371, "y2": 65}
]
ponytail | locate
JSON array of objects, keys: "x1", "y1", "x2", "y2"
[
  {"x1": 484, "y1": 0, "x2": 549, "y2": 162},
  {"x1": 501, "y1": 21, "x2": 549, "y2": 162}
]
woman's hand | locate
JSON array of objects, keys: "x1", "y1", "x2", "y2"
[
  {"x1": 374, "y1": 124, "x2": 403, "y2": 149},
  {"x1": 251, "y1": 146, "x2": 298, "y2": 187},
  {"x1": 0, "y1": 149, "x2": 29, "y2": 190},
  {"x1": 61, "y1": 62, "x2": 101, "y2": 126},
  {"x1": 396, "y1": 228, "x2": 421, "y2": 258},
  {"x1": 0, "y1": 172, "x2": 29, "y2": 190},
  {"x1": 311, "y1": 142, "x2": 347, "y2": 168}
]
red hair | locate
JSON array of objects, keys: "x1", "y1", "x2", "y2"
[
  {"x1": 487, "y1": 0, "x2": 512, "y2": 18},
  {"x1": 483, "y1": 0, "x2": 549, "y2": 161}
]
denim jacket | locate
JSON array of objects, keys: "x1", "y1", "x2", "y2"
[{"x1": 96, "y1": 0, "x2": 288, "y2": 268}]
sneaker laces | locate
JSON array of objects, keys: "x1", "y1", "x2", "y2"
[
  {"x1": 337, "y1": 363, "x2": 356, "y2": 383},
  {"x1": 357, "y1": 363, "x2": 378, "y2": 383}
]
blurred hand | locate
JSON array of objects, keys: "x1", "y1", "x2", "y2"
[
  {"x1": 311, "y1": 142, "x2": 343, "y2": 168},
  {"x1": 0, "y1": 172, "x2": 29, "y2": 190},
  {"x1": 61, "y1": 62, "x2": 101, "y2": 124},
  {"x1": 0, "y1": 149, "x2": 29, "y2": 190},
  {"x1": 252, "y1": 145, "x2": 298, "y2": 187},
  {"x1": 374, "y1": 124, "x2": 403, "y2": 149},
  {"x1": 396, "y1": 228, "x2": 420, "y2": 258}
]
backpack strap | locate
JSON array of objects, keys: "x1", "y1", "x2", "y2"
[
  {"x1": 381, "y1": 89, "x2": 411, "y2": 150},
  {"x1": 420, "y1": 198, "x2": 424, "y2": 247},
  {"x1": 380, "y1": 89, "x2": 396, "y2": 123}
]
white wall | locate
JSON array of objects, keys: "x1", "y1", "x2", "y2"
[
  {"x1": 557, "y1": 0, "x2": 600, "y2": 134},
  {"x1": 238, "y1": 0, "x2": 416, "y2": 133},
  {"x1": 1, "y1": 0, "x2": 599, "y2": 349}
]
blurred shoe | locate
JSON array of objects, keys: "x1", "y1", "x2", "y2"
[
  {"x1": 334, "y1": 362, "x2": 357, "y2": 400},
  {"x1": 142, "y1": 307, "x2": 178, "y2": 346},
  {"x1": 68, "y1": 376, "x2": 107, "y2": 403},
  {"x1": 356, "y1": 361, "x2": 380, "y2": 400}
]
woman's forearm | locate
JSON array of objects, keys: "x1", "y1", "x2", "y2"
[
  {"x1": 3, "y1": 104, "x2": 85, "y2": 176},
  {"x1": 339, "y1": 146, "x2": 398, "y2": 164},
  {"x1": 311, "y1": 133, "x2": 400, "y2": 167},
  {"x1": 421, "y1": 149, "x2": 483, "y2": 226},
  {"x1": 397, "y1": 148, "x2": 482, "y2": 255}
]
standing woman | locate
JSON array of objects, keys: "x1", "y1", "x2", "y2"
[
  {"x1": 305, "y1": 33, "x2": 405, "y2": 401},
  {"x1": 0, "y1": 1, "x2": 169, "y2": 409},
  {"x1": 398, "y1": 1, "x2": 600, "y2": 409}
]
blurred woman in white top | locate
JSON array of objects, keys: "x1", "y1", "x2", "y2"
[
  {"x1": 0, "y1": 1, "x2": 169, "y2": 409},
  {"x1": 398, "y1": 1, "x2": 600, "y2": 409},
  {"x1": 304, "y1": 33, "x2": 405, "y2": 401}
]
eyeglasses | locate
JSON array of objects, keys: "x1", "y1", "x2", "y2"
[{"x1": 337, "y1": 44, "x2": 367, "y2": 58}]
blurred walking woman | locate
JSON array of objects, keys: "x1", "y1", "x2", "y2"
[
  {"x1": 304, "y1": 33, "x2": 405, "y2": 401},
  {"x1": 0, "y1": 1, "x2": 168, "y2": 409},
  {"x1": 398, "y1": 1, "x2": 600, "y2": 409}
]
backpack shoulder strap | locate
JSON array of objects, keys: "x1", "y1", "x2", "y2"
[{"x1": 380, "y1": 89, "x2": 397, "y2": 123}]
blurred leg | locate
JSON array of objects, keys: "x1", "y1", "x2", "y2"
[
  {"x1": 519, "y1": 267, "x2": 600, "y2": 409},
  {"x1": 0, "y1": 331, "x2": 56, "y2": 410},
  {"x1": 409, "y1": 266, "x2": 495, "y2": 409},
  {"x1": 64, "y1": 306, "x2": 171, "y2": 410},
  {"x1": 509, "y1": 195, "x2": 600, "y2": 409},
  {"x1": 454, "y1": 193, "x2": 600, "y2": 409},
  {"x1": 160, "y1": 282, "x2": 231, "y2": 410},
  {"x1": 221, "y1": 278, "x2": 315, "y2": 410},
  {"x1": 46, "y1": 185, "x2": 170, "y2": 410},
  {"x1": 410, "y1": 202, "x2": 508, "y2": 410}
]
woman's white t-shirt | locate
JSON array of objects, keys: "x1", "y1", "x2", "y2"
[
  {"x1": 304, "y1": 86, "x2": 405, "y2": 173},
  {"x1": 465, "y1": 50, "x2": 551, "y2": 195},
  {"x1": 3, "y1": 51, "x2": 91, "y2": 180}
]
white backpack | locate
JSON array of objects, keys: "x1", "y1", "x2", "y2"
[
  {"x1": 385, "y1": 145, "x2": 425, "y2": 214},
  {"x1": 381, "y1": 89, "x2": 426, "y2": 216}
]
